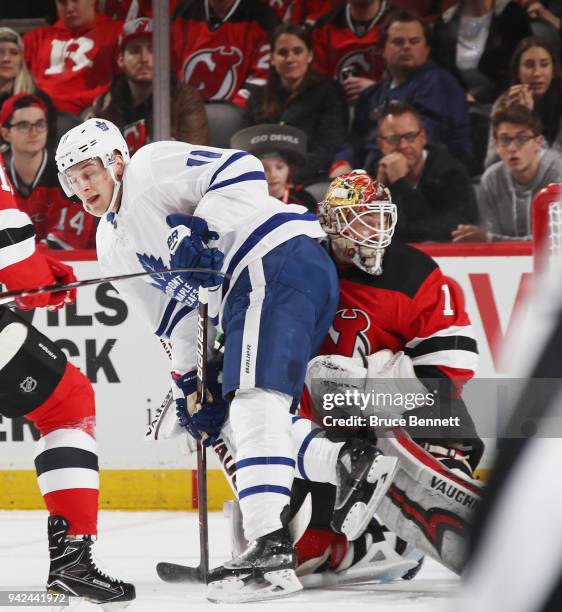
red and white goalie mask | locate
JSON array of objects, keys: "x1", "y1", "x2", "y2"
[{"x1": 319, "y1": 170, "x2": 397, "y2": 275}]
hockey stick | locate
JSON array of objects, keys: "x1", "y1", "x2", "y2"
[
  {"x1": 0, "y1": 267, "x2": 229, "y2": 302},
  {"x1": 156, "y1": 287, "x2": 210, "y2": 584},
  {"x1": 195, "y1": 286, "x2": 210, "y2": 581}
]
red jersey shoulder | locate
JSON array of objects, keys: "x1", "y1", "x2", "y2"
[
  {"x1": 339, "y1": 240, "x2": 438, "y2": 298},
  {"x1": 24, "y1": 15, "x2": 122, "y2": 114},
  {"x1": 322, "y1": 242, "x2": 459, "y2": 358},
  {"x1": 172, "y1": 0, "x2": 278, "y2": 102},
  {"x1": 0, "y1": 156, "x2": 15, "y2": 209},
  {"x1": 312, "y1": 4, "x2": 387, "y2": 81}
]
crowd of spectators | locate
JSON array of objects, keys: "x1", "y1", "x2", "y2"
[{"x1": 2, "y1": 0, "x2": 562, "y2": 248}]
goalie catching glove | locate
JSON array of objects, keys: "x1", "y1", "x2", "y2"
[{"x1": 172, "y1": 361, "x2": 228, "y2": 446}]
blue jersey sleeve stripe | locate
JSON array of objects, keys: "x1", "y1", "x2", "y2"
[
  {"x1": 238, "y1": 485, "x2": 292, "y2": 500},
  {"x1": 165, "y1": 304, "x2": 196, "y2": 339},
  {"x1": 235, "y1": 456, "x2": 295, "y2": 470},
  {"x1": 207, "y1": 170, "x2": 266, "y2": 192},
  {"x1": 190, "y1": 150, "x2": 222, "y2": 158},
  {"x1": 221, "y1": 211, "x2": 319, "y2": 297},
  {"x1": 298, "y1": 426, "x2": 323, "y2": 481},
  {"x1": 155, "y1": 299, "x2": 178, "y2": 337},
  {"x1": 186, "y1": 158, "x2": 211, "y2": 167},
  {"x1": 209, "y1": 150, "x2": 249, "y2": 187}
]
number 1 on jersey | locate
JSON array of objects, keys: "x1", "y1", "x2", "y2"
[{"x1": 442, "y1": 284, "x2": 454, "y2": 316}]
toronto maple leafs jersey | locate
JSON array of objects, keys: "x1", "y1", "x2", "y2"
[{"x1": 96, "y1": 140, "x2": 325, "y2": 374}]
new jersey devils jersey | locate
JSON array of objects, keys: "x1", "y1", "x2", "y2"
[
  {"x1": 322, "y1": 240, "x2": 478, "y2": 387},
  {"x1": 171, "y1": 0, "x2": 279, "y2": 107},
  {"x1": 23, "y1": 14, "x2": 122, "y2": 115},
  {"x1": 5, "y1": 154, "x2": 96, "y2": 249},
  {"x1": 0, "y1": 154, "x2": 56, "y2": 291},
  {"x1": 312, "y1": 1, "x2": 389, "y2": 83},
  {"x1": 96, "y1": 0, "x2": 179, "y2": 19},
  {"x1": 266, "y1": 0, "x2": 332, "y2": 24}
]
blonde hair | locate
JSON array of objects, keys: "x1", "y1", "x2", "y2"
[{"x1": 0, "y1": 28, "x2": 36, "y2": 95}]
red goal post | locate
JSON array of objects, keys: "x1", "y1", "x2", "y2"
[{"x1": 532, "y1": 183, "x2": 562, "y2": 272}]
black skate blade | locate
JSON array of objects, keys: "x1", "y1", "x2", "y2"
[{"x1": 156, "y1": 561, "x2": 205, "y2": 583}]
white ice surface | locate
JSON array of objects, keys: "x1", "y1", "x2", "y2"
[{"x1": 0, "y1": 510, "x2": 460, "y2": 611}]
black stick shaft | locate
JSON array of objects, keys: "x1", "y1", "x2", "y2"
[
  {"x1": 196, "y1": 287, "x2": 210, "y2": 581},
  {"x1": 0, "y1": 267, "x2": 228, "y2": 301}
]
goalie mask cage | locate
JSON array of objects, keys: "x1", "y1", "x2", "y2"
[{"x1": 532, "y1": 183, "x2": 562, "y2": 272}]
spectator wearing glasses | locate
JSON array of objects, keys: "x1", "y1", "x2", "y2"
[
  {"x1": 375, "y1": 101, "x2": 477, "y2": 242},
  {"x1": 330, "y1": 9, "x2": 472, "y2": 178},
  {"x1": 484, "y1": 36, "x2": 562, "y2": 168},
  {"x1": 452, "y1": 104, "x2": 562, "y2": 242},
  {"x1": 0, "y1": 93, "x2": 96, "y2": 248}
]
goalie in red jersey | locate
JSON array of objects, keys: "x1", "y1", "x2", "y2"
[
  {"x1": 0, "y1": 153, "x2": 135, "y2": 604},
  {"x1": 292, "y1": 169, "x2": 484, "y2": 585}
]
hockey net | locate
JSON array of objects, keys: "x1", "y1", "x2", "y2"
[{"x1": 532, "y1": 183, "x2": 562, "y2": 272}]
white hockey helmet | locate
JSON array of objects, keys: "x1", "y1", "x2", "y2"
[
  {"x1": 55, "y1": 118, "x2": 130, "y2": 199},
  {"x1": 319, "y1": 170, "x2": 397, "y2": 275}
]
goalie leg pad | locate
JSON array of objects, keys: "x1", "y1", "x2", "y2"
[{"x1": 376, "y1": 427, "x2": 484, "y2": 574}]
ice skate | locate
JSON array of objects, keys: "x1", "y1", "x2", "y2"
[
  {"x1": 331, "y1": 439, "x2": 398, "y2": 541},
  {"x1": 46, "y1": 516, "x2": 135, "y2": 606},
  {"x1": 207, "y1": 526, "x2": 302, "y2": 603}
]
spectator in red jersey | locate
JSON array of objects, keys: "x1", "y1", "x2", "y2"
[
  {"x1": 0, "y1": 28, "x2": 61, "y2": 152},
  {"x1": 432, "y1": 0, "x2": 532, "y2": 105},
  {"x1": 231, "y1": 123, "x2": 318, "y2": 210},
  {"x1": 23, "y1": 0, "x2": 123, "y2": 115},
  {"x1": 266, "y1": 0, "x2": 336, "y2": 24},
  {"x1": 243, "y1": 23, "x2": 348, "y2": 183},
  {"x1": 171, "y1": 0, "x2": 279, "y2": 108},
  {"x1": 96, "y1": 0, "x2": 180, "y2": 19},
  {"x1": 0, "y1": 94, "x2": 97, "y2": 249},
  {"x1": 312, "y1": 0, "x2": 391, "y2": 103},
  {"x1": 89, "y1": 18, "x2": 208, "y2": 156}
]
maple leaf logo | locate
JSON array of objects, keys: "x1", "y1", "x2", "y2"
[{"x1": 136, "y1": 252, "x2": 173, "y2": 292}]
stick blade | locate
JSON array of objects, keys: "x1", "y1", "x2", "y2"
[{"x1": 156, "y1": 562, "x2": 205, "y2": 583}]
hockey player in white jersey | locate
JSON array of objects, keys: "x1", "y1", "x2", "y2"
[{"x1": 54, "y1": 119, "x2": 398, "y2": 602}]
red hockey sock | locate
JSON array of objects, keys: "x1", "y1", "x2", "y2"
[{"x1": 27, "y1": 363, "x2": 99, "y2": 535}]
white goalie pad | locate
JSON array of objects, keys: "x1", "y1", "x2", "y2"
[
  {"x1": 306, "y1": 350, "x2": 429, "y2": 418},
  {"x1": 376, "y1": 428, "x2": 484, "y2": 575}
]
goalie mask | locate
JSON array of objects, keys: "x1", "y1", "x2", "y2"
[
  {"x1": 319, "y1": 170, "x2": 397, "y2": 275},
  {"x1": 55, "y1": 118, "x2": 130, "y2": 217}
]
